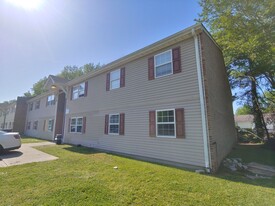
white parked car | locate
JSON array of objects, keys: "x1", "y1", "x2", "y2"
[{"x1": 0, "y1": 131, "x2": 21, "y2": 153}]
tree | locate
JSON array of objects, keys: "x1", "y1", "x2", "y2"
[
  {"x1": 197, "y1": 0, "x2": 275, "y2": 139},
  {"x1": 235, "y1": 104, "x2": 252, "y2": 115},
  {"x1": 24, "y1": 63, "x2": 103, "y2": 97}
]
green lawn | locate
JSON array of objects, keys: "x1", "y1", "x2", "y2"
[
  {"x1": 0, "y1": 140, "x2": 275, "y2": 205},
  {"x1": 21, "y1": 136, "x2": 48, "y2": 144}
]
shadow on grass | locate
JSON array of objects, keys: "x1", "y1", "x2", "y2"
[
  {"x1": 213, "y1": 144, "x2": 275, "y2": 189},
  {"x1": 63, "y1": 144, "x2": 275, "y2": 189}
]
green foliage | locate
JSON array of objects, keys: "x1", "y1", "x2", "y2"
[
  {"x1": 25, "y1": 63, "x2": 102, "y2": 97},
  {"x1": 235, "y1": 104, "x2": 252, "y2": 115},
  {"x1": 1, "y1": 143, "x2": 275, "y2": 205},
  {"x1": 197, "y1": 0, "x2": 275, "y2": 138}
]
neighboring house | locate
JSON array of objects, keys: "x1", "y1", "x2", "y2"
[
  {"x1": 24, "y1": 75, "x2": 68, "y2": 140},
  {"x1": 0, "y1": 97, "x2": 29, "y2": 133},
  {"x1": 235, "y1": 114, "x2": 275, "y2": 134},
  {"x1": 9, "y1": 23, "x2": 236, "y2": 172}
]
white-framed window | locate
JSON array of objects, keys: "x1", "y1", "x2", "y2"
[
  {"x1": 26, "y1": 122, "x2": 31, "y2": 130},
  {"x1": 72, "y1": 83, "x2": 85, "y2": 100},
  {"x1": 70, "y1": 117, "x2": 83, "y2": 133},
  {"x1": 33, "y1": 121, "x2": 38, "y2": 130},
  {"x1": 156, "y1": 109, "x2": 176, "y2": 138},
  {"x1": 110, "y1": 69, "x2": 121, "y2": 90},
  {"x1": 109, "y1": 114, "x2": 120, "y2": 134},
  {"x1": 29, "y1": 103, "x2": 33, "y2": 111},
  {"x1": 48, "y1": 119, "x2": 54, "y2": 131},
  {"x1": 35, "y1": 100, "x2": 40, "y2": 109},
  {"x1": 154, "y1": 50, "x2": 173, "y2": 78},
  {"x1": 47, "y1": 95, "x2": 55, "y2": 106}
]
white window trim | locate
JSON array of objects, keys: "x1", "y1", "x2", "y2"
[
  {"x1": 154, "y1": 49, "x2": 173, "y2": 78},
  {"x1": 156, "y1": 109, "x2": 176, "y2": 138},
  {"x1": 48, "y1": 119, "x2": 54, "y2": 132},
  {"x1": 33, "y1": 121, "x2": 38, "y2": 130},
  {"x1": 110, "y1": 69, "x2": 121, "y2": 90},
  {"x1": 70, "y1": 116, "x2": 83, "y2": 133},
  {"x1": 108, "y1": 113, "x2": 120, "y2": 135},
  {"x1": 47, "y1": 95, "x2": 55, "y2": 106},
  {"x1": 72, "y1": 82, "x2": 85, "y2": 100}
]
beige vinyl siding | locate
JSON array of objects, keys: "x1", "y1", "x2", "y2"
[
  {"x1": 65, "y1": 37, "x2": 206, "y2": 167},
  {"x1": 25, "y1": 94, "x2": 56, "y2": 140},
  {"x1": 200, "y1": 32, "x2": 237, "y2": 170}
]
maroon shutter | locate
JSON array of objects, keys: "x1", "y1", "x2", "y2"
[
  {"x1": 119, "y1": 113, "x2": 125, "y2": 135},
  {"x1": 84, "y1": 81, "x2": 88, "y2": 97},
  {"x1": 104, "y1": 114, "x2": 109, "y2": 134},
  {"x1": 120, "y1": 67, "x2": 125, "y2": 88},
  {"x1": 148, "y1": 57, "x2": 155, "y2": 80},
  {"x1": 68, "y1": 118, "x2": 71, "y2": 132},
  {"x1": 70, "y1": 87, "x2": 73, "y2": 100},
  {"x1": 106, "y1": 73, "x2": 110, "y2": 91},
  {"x1": 175, "y1": 108, "x2": 185, "y2": 138},
  {"x1": 82, "y1": 117, "x2": 86, "y2": 134},
  {"x1": 172, "y1": 47, "x2": 181, "y2": 74},
  {"x1": 43, "y1": 120, "x2": 46, "y2": 131},
  {"x1": 149, "y1": 111, "x2": 156, "y2": 137}
]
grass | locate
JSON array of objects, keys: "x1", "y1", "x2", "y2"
[
  {"x1": 0, "y1": 139, "x2": 275, "y2": 205},
  {"x1": 21, "y1": 136, "x2": 48, "y2": 144}
]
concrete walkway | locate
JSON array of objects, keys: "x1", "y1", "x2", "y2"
[{"x1": 0, "y1": 142, "x2": 58, "y2": 167}]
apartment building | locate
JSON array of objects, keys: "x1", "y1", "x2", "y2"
[{"x1": 21, "y1": 23, "x2": 236, "y2": 172}]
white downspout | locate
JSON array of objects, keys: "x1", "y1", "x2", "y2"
[{"x1": 192, "y1": 28, "x2": 211, "y2": 171}]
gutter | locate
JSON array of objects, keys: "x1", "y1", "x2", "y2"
[{"x1": 192, "y1": 28, "x2": 211, "y2": 171}]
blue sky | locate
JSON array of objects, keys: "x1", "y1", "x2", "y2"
[{"x1": 0, "y1": 0, "x2": 238, "y2": 112}]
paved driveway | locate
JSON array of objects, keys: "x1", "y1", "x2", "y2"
[{"x1": 0, "y1": 142, "x2": 58, "y2": 167}]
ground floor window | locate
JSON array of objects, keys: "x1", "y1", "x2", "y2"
[
  {"x1": 109, "y1": 114, "x2": 120, "y2": 134},
  {"x1": 70, "y1": 117, "x2": 83, "y2": 133},
  {"x1": 48, "y1": 119, "x2": 54, "y2": 131},
  {"x1": 156, "y1": 109, "x2": 175, "y2": 138},
  {"x1": 33, "y1": 121, "x2": 38, "y2": 130}
]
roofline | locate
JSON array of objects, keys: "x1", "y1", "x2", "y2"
[{"x1": 67, "y1": 23, "x2": 206, "y2": 86}]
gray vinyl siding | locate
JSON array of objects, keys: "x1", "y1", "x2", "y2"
[
  {"x1": 65, "y1": 37, "x2": 206, "y2": 167},
  {"x1": 201, "y1": 32, "x2": 237, "y2": 168},
  {"x1": 25, "y1": 94, "x2": 56, "y2": 140}
]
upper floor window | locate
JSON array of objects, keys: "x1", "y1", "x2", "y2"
[
  {"x1": 29, "y1": 103, "x2": 33, "y2": 111},
  {"x1": 47, "y1": 95, "x2": 55, "y2": 106},
  {"x1": 71, "y1": 82, "x2": 88, "y2": 100},
  {"x1": 155, "y1": 50, "x2": 172, "y2": 78},
  {"x1": 35, "y1": 100, "x2": 40, "y2": 110},
  {"x1": 106, "y1": 68, "x2": 125, "y2": 91},
  {"x1": 148, "y1": 47, "x2": 181, "y2": 80},
  {"x1": 110, "y1": 69, "x2": 120, "y2": 90}
]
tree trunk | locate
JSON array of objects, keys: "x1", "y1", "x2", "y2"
[{"x1": 251, "y1": 79, "x2": 265, "y2": 138}]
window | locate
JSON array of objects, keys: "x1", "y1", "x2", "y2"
[
  {"x1": 47, "y1": 95, "x2": 55, "y2": 106},
  {"x1": 26, "y1": 122, "x2": 31, "y2": 130},
  {"x1": 156, "y1": 109, "x2": 175, "y2": 138},
  {"x1": 110, "y1": 69, "x2": 121, "y2": 90},
  {"x1": 72, "y1": 82, "x2": 85, "y2": 100},
  {"x1": 33, "y1": 121, "x2": 38, "y2": 130},
  {"x1": 109, "y1": 114, "x2": 120, "y2": 134},
  {"x1": 155, "y1": 50, "x2": 172, "y2": 78},
  {"x1": 35, "y1": 100, "x2": 40, "y2": 109},
  {"x1": 70, "y1": 117, "x2": 83, "y2": 133},
  {"x1": 48, "y1": 119, "x2": 54, "y2": 131},
  {"x1": 29, "y1": 103, "x2": 33, "y2": 111}
]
